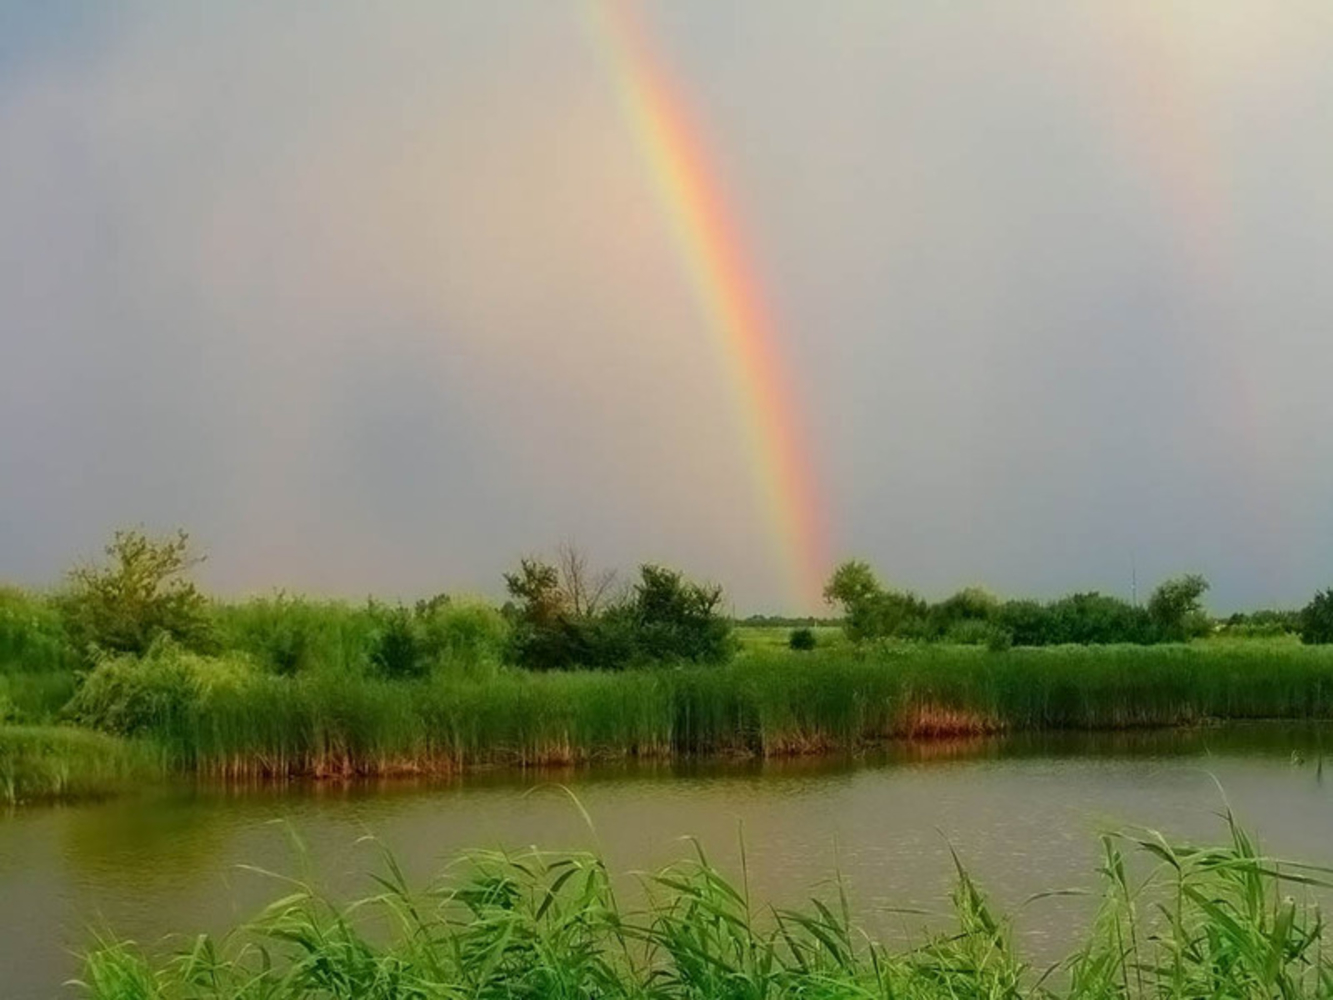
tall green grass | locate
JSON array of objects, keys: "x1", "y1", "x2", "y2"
[
  {"x1": 66, "y1": 641, "x2": 1333, "y2": 779},
  {"x1": 0, "y1": 585, "x2": 77, "y2": 675},
  {"x1": 0, "y1": 726, "x2": 162, "y2": 804},
  {"x1": 76, "y1": 815, "x2": 1333, "y2": 999}
]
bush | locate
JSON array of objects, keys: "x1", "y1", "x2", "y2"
[
  {"x1": 928, "y1": 586, "x2": 1000, "y2": 637},
  {"x1": 619, "y1": 565, "x2": 734, "y2": 665},
  {"x1": 504, "y1": 560, "x2": 733, "y2": 670},
  {"x1": 996, "y1": 599, "x2": 1052, "y2": 647},
  {"x1": 58, "y1": 529, "x2": 216, "y2": 662},
  {"x1": 1148, "y1": 573, "x2": 1211, "y2": 642},
  {"x1": 417, "y1": 599, "x2": 509, "y2": 674},
  {"x1": 943, "y1": 618, "x2": 1012, "y2": 651},
  {"x1": 66, "y1": 641, "x2": 256, "y2": 737},
  {"x1": 1299, "y1": 589, "x2": 1333, "y2": 645},
  {"x1": 788, "y1": 627, "x2": 817, "y2": 652},
  {"x1": 368, "y1": 603, "x2": 430, "y2": 680},
  {"x1": 822, "y1": 561, "x2": 928, "y2": 643},
  {"x1": 1221, "y1": 609, "x2": 1299, "y2": 637},
  {"x1": 0, "y1": 586, "x2": 75, "y2": 674},
  {"x1": 217, "y1": 597, "x2": 382, "y2": 676}
]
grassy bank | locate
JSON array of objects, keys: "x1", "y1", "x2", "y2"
[
  {"x1": 62, "y1": 640, "x2": 1333, "y2": 779},
  {"x1": 77, "y1": 816, "x2": 1333, "y2": 999},
  {"x1": 0, "y1": 726, "x2": 162, "y2": 804}
]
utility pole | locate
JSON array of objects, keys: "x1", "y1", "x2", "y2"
[{"x1": 1131, "y1": 550, "x2": 1139, "y2": 607}]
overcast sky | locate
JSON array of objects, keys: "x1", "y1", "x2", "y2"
[{"x1": 2, "y1": 1, "x2": 1331, "y2": 613}]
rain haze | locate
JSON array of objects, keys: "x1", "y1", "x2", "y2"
[{"x1": 2, "y1": 1, "x2": 1331, "y2": 613}]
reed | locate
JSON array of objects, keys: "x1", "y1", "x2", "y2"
[
  {"x1": 0, "y1": 586, "x2": 76, "y2": 675},
  {"x1": 75, "y1": 814, "x2": 1333, "y2": 999},
  {"x1": 65, "y1": 640, "x2": 1333, "y2": 780},
  {"x1": 0, "y1": 726, "x2": 162, "y2": 804}
]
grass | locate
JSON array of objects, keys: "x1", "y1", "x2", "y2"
[
  {"x1": 0, "y1": 726, "x2": 162, "y2": 804},
  {"x1": 735, "y1": 624, "x2": 848, "y2": 654},
  {"x1": 74, "y1": 813, "x2": 1333, "y2": 999},
  {"x1": 58, "y1": 639, "x2": 1333, "y2": 780},
  {"x1": 0, "y1": 585, "x2": 77, "y2": 675}
]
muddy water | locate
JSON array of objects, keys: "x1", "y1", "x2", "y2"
[{"x1": 4, "y1": 724, "x2": 1333, "y2": 999}]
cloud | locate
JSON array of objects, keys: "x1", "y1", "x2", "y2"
[{"x1": 2, "y1": 1, "x2": 1332, "y2": 611}]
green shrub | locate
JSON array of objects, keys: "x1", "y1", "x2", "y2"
[
  {"x1": 216, "y1": 596, "x2": 377, "y2": 676},
  {"x1": 1148, "y1": 573, "x2": 1212, "y2": 641},
  {"x1": 57, "y1": 529, "x2": 216, "y2": 662},
  {"x1": 66, "y1": 642, "x2": 256, "y2": 738},
  {"x1": 0, "y1": 586, "x2": 75, "y2": 674},
  {"x1": 823, "y1": 560, "x2": 928, "y2": 643},
  {"x1": 618, "y1": 564, "x2": 734, "y2": 664},
  {"x1": 1299, "y1": 589, "x2": 1333, "y2": 645},
  {"x1": 505, "y1": 560, "x2": 733, "y2": 670},
  {"x1": 368, "y1": 603, "x2": 430, "y2": 680},
  {"x1": 788, "y1": 627, "x2": 817, "y2": 651},
  {"x1": 417, "y1": 598, "x2": 509, "y2": 673}
]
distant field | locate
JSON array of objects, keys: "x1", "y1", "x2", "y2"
[{"x1": 734, "y1": 624, "x2": 848, "y2": 653}]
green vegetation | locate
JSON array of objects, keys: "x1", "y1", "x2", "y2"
[
  {"x1": 0, "y1": 584, "x2": 78, "y2": 675},
  {"x1": 1299, "y1": 589, "x2": 1333, "y2": 645},
  {"x1": 46, "y1": 638, "x2": 1333, "y2": 778},
  {"x1": 0, "y1": 726, "x2": 160, "y2": 804},
  {"x1": 76, "y1": 816, "x2": 1333, "y2": 999},
  {"x1": 59, "y1": 528, "x2": 217, "y2": 662},
  {"x1": 4, "y1": 528, "x2": 1333, "y2": 795},
  {"x1": 788, "y1": 626, "x2": 817, "y2": 651},
  {"x1": 504, "y1": 557, "x2": 734, "y2": 670},
  {"x1": 825, "y1": 560, "x2": 1219, "y2": 647}
]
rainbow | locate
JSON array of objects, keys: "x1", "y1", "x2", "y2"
[{"x1": 584, "y1": 1, "x2": 830, "y2": 610}]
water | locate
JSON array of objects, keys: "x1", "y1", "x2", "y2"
[{"x1": 4, "y1": 724, "x2": 1333, "y2": 998}]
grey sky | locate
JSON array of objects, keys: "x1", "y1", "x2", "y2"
[{"x1": 2, "y1": 1, "x2": 1331, "y2": 613}]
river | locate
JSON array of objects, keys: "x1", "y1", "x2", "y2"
[{"x1": 4, "y1": 723, "x2": 1333, "y2": 999}]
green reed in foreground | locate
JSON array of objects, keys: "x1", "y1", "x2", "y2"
[{"x1": 77, "y1": 813, "x2": 1333, "y2": 999}]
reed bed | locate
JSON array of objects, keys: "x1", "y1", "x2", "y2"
[
  {"x1": 76, "y1": 813, "x2": 1333, "y2": 999},
  {"x1": 0, "y1": 726, "x2": 162, "y2": 804},
  {"x1": 65, "y1": 641, "x2": 1333, "y2": 780}
]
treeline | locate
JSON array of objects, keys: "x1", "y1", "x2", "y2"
[
  {"x1": 822, "y1": 559, "x2": 1333, "y2": 649},
  {"x1": 0, "y1": 531, "x2": 735, "y2": 689},
  {"x1": 5, "y1": 530, "x2": 1333, "y2": 704}
]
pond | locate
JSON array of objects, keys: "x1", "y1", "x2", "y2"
[{"x1": 4, "y1": 723, "x2": 1333, "y2": 999}]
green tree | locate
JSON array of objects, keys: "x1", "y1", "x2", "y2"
[
  {"x1": 368, "y1": 602, "x2": 430, "y2": 680},
  {"x1": 59, "y1": 529, "x2": 215, "y2": 660},
  {"x1": 823, "y1": 561, "x2": 926, "y2": 643},
  {"x1": 1298, "y1": 589, "x2": 1333, "y2": 645},
  {"x1": 1147, "y1": 574, "x2": 1211, "y2": 642},
  {"x1": 618, "y1": 565, "x2": 733, "y2": 664}
]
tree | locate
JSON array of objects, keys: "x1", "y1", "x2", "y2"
[
  {"x1": 823, "y1": 560, "x2": 881, "y2": 610},
  {"x1": 823, "y1": 560, "x2": 927, "y2": 643},
  {"x1": 502, "y1": 555, "x2": 734, "y2": 670},
  {"x1": 618, "y1": 565, "x2": 734, "y2": 664},
  {"x1": 1298, "y1": 589, "x2": 1333, "y2": 645},
  {"x1": 928, "y1": 587, "x2": 999, "y2": 638},
  {"x1": 368, "y1": 602, "x2": 431, "y2": 680},
  {"x1": 59, "y1": 528, "x2": 215, "y2": 660},
  {"x1": 1147, "y1": 574, "x2": 1211, "y2": 642},
  {"x1": 556, "y1": 542, "x2": 618, "y2": 618},
  {"x1": 503, "y1": 559, "x2": 567, "y2": 629}
]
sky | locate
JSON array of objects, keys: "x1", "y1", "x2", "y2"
[{"x1": 2, "y1": 1, "x2": 1331, "y2": 614}]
